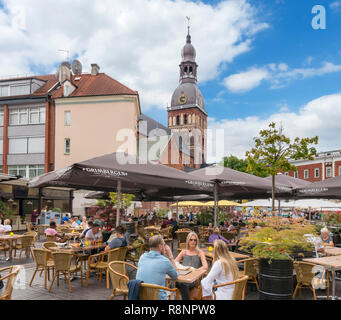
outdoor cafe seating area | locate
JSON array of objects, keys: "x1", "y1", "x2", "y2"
[{"x1": 2, "y1": 152, "x2": 341, "y2": 300}]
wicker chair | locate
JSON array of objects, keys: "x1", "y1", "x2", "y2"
[
  {"x1": 0, "y1": 265, "x2": 21, "y2": 300},
  {"x1": 238, "y1": 258, "x2": 259, "y2": 299},
  {"x1": 24, "y1": 232, "x2": 38, "y2": 247},
  {"x1": 46, "y1": 234, "x2": 56, "y2": 242},
  {"x1": 293, "y1": 261, "x2": 329, "y2": 300},
  {"x1": 48, "y1": 252, "x2": 83, "y2": 293},
  {"x1": 30, "y1": 248, "x2": 55, "y2": 289},
  {"x1": 108, "y1": 261, "x2": 137, "y2": 300},
  {"x1": 126, "y1": 244, "x2": 145, "y2": 266},
  {"x1": 161, "y1": 226, "x2": 174, "y2": 250},
  {"x1": 0, "y1": 239, "x2": 9, "y2": 258},
  {"x1": 177, "y1": 242, "x2": 187, "y2": 254},
  {"x1": 176, "y1": 231, "x2": 190, "y2": 244},
  {"x1": 37, "y1": 225, "x2": 47, "y2": 241},
  {"x1": 86, "y1": 247, "x2": 128, "y2": 289},
  {"x1": 13, "y1": 235, "x2": 35, "y2": 262},
  {"x1": 26, "y1": 222, "x2": 36, "y2": 232},
  {"x1": 212, "y1": 275, "x2": 249, "y2": 300},
  {"x1": 140, "y1": 283, "x2": 180, "y2": 300}
]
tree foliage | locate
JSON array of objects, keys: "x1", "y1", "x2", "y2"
[
  {"x1": 222, "y1": 155, "x2": 268, "y2": 177},
  {"x1": 95, "y1": 193, "x2": 134, "y2": 209},
  {"x1": 245, "y1": 122, "x2": 318, "y2": 210}
]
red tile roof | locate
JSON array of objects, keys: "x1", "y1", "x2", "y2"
[
  {"x1": 0, "y1": 73, "x2": 137, "y2": 99},
  {"x1": 51, "y1": 73, "x2": 138, "y2": 98}
]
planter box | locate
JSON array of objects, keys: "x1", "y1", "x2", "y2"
[{"x1": 259, "y1": 258, "x2": 293, "y2": 300}]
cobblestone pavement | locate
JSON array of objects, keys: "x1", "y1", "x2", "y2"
[{"x1": 0, "y1": 239, "x2": 338, "y2": 300}]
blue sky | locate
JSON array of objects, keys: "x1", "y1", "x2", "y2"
[
  {"x1": 1, "y1": 0, "x2": 341, "y2": 160},
  {"x1": 150, "y1": 0, "x2": 341, "y2": 121}
]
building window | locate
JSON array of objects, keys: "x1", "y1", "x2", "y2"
[
  {"x1": 9, "y1": 137, "x2": 44, "y2": 154},
  {"x1": 0, "y1": 140, "x2": 3, "y2": 155},
  {"x1": 285, "y1": 172, "x2": 289, "y2": 176},
  {"x1": 0, "y1": 110, "x2": 3, "y2": 126},
  {"x1": 0, "y1": 86, "x2": 8, "y2": 97},
  {"x1": 304, "y1": 170, "x2": 309, "y2": 179},
  {"x1": 8, "y1": 165, "x2": 44, "y2": 179},
  {"x1": 8, "y1": 165, "x2": 27, "y2": 178},
  {"x1": 28, "y1": 137, "x2": 45, "y2": 153},
  {"x1": 339, "y1": 166, "x2": 341, "y2": 177},
  {"x1": 65, "y1": 138, "x2": 70, "y2": 154},
  {"x1": 28, "y1": 165, "x2": 44, "y2": 178},
  {"x1": 326, "y1": 167, "x2": 332, "y2": 178},
  {"x1": 0, "y1": 166, "x2": 2, "y2": 174},
  {"x1": 9, "y1": 138, "x2": 27, "y2": 154},
  {"x1": 9, "y1": 107, "x2": 45, "y2": 125},
  {"x1": 9, "y1": 84, "x2": 30, "y2": 96},
  {"x1": 184, "y1": 114, "x2": 188, "y2": 125},
  {"x1": 65, "y1": 111, "x2": 71, "y2": 126},
  {"x1": 294, "y1": 171, "x2": 298, "y2": 179},
  {"x1": 314, "y1": 168, "x2": 320, "y2": 178},
  {"x1": 176, "y1": 116, "x2": 180, "y2": 126}
]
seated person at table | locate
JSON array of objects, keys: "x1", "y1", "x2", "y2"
[
  {"x1": 320, "y1": 227, "x2": 334, "y2": 247},
  {"x1": 136, "y1": 235, "x2": 178, "y2": 300},
  {"x1": 62, "y1": 213, "x2": 71, "y2": 224},
  {"x1": 71, "y1": 217, "x2": 80, "y2": 229},
  {"x1": 85, "y1": 222, "x2": 103, "y2": 242},
  {"x1": 80, "y1": 216, "x2": 89, "y2": 229},
  {"x1": 105, "y1": 226, "x2": 127, "y2": 252},
  {"x1": 201, "y1": 239, "x2": 239, "y2": 300},
  {"x1": 1, "y1": 219, "x2": 12, "y2": 233},
  {"x1": 80, "y1": 220, "x2": 93, "y2": 239},
  {"x1": 209, "y1": 228, "x2": 230, "y2": 245},
  {"x1": 45, "y1": 221, "x2": 66, "y2": 242},
  {"x1": 174, "y1": 232, "x2": 208, "y2": 300}
]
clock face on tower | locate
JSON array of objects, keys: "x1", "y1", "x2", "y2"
[{"x1": 178, "y1": 94, "x2": 187, "y2": 105}]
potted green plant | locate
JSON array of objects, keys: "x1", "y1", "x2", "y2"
[{"x1": 239, "y1": 220, "x2": 316, "y2": 300}]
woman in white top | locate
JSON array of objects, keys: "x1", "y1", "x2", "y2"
[
  {"x1": 71, "y1": 217, "x2": 80, "y2": 229},
  {"x1": 2, "y1": 219, "x2": 12, "y2": 232},
  {"x1": 201, "y1": 239, "x2": 239, "y2": 300},
  {"x1": 80, "y1": 216, "x2": 88, "y2": 229}
]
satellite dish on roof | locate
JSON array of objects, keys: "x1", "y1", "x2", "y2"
[{"x1": 72, "y1": 59, "x2": 82, "y2": 75}]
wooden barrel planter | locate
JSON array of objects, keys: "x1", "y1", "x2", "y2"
[{"x1": 259, "y1": 258, "x2": 293, "y2": 300}]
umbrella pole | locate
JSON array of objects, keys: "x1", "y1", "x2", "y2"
[
  {"x1": 116, "y1": 180, "x2": 122, "y2": 227},
  {"x1": 214, "y1": 183, "x2": 218, "y2": 228},
  {"x1": 176, "y1": 201, "x2": 179, "y2": 220}
]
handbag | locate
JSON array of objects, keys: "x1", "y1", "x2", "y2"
[{"x1": 189, "y1": 284, "x2": 202, "y2": 300}]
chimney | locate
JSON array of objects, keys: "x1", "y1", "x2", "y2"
[
  {"x1": 91, "y1": 63, "x2": 100, "y2": 76},
  {"x1": 58, "y1": 61, "x2": 71, "y2": 83}
]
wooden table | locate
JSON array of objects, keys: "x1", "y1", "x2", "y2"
[
  {"x1": 323, "y1": 247, "x2": 341, "y2": 256},
  {"x1": 64, "y1": 232, "x2": 82, "y2": 240},
  {"x1": 167, "y1": 267, "x2": 207, "y2": 284},
  {"x1": 202, "y1": 247, "x2": 249, "y2": 260},
  {"x1": 50, "y1": 243, "x2": 106, "y2": 253},
  {"x1": 303, "y1": 256, "x2": 341, "y2": 300},
  {"x1": 0, "y1": 234, "x2": 24, "y2": 261}
]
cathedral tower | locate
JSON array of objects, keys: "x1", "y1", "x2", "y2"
[{"x1": 167, "y1": 28, "x2": 207, "y2": 167}]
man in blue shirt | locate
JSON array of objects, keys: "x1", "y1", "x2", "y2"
[
  {"x1": 62, "y1": 213, "x2": 70, "y2": 224},
  {"x1": 136, "y1": 235, "x2": 178, "y2": 300},
  {"x1": 104, "y1": 226, "x2": 127, "y2": 251}
]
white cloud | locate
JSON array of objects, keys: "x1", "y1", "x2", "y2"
[
  {"x1": 0, "y1": 0, "x2": 268, "y2": 111},
  {"x1": 206, "y1": 92, "x2": 341, "y2": 162},
  {"x1": 223, "y1": 67, "x2": 270, "y2": 92},
  {"x1": 330, "y1": 1, "x2": 341, "y2": 10},
  {"x1": 223, "y1": 61, "x2": 341, "y2": 92}
]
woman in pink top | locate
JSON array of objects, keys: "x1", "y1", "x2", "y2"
[{"x1": 45, "y1": 221, "x2": 66, "y2": 242}]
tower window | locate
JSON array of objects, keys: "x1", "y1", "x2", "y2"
[
  {"x1": 184, "y1": 114, "x2": 188, "y2": 125},
  {"x1": 190, "y1": 136, "x2": 194, "y2": 146},
  {"x1": 184, "y1": 66, "x2": 188, "y2": 73},
  {"x1": 189, "y1": 66, "x2": 193, "y2": 73},
  {"x1": 176, "y1": 115, "x2": 180, "y2": 126}
]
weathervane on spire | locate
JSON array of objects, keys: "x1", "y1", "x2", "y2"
[{"x1": 186, "y1": 16, "x2": 190, "y2": 34}]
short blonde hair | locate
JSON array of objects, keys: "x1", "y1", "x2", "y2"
[{"x1": 4, "y1": 219, "x2": 10, "y2": 225}]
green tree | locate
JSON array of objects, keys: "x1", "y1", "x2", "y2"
[
  {"x1": 245, "y1": 122, "x2": 318, "y2": 211},
  {"x1": 109, "y1": 192, "x2": 134, "y2": 213},
  {"x1": 222, "y1": 155, "x2": 268, "y2": 177}
]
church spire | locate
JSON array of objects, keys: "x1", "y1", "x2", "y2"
[{"x1": 180, "y1": 18, "x2": 198, "y2": 84}]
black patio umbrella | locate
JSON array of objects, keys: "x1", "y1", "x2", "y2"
[
  {"x1": 264, "y1": 174, "x2": 312, "y2": 189},
  {"x1": 189, "y1": 165, "x2": 282, "y2": 226},
  {"x1": 295, "y1": 175, "x2": 341, "y2": 199},
  {"x1": 29, "y1": 152, "x2": 214, "y2": 225}
]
